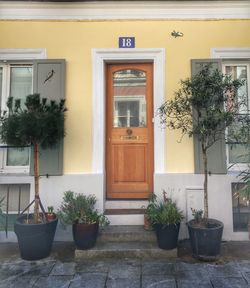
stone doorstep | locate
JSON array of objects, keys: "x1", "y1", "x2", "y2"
[
  {"x1": 98, "y1": 225, "x2": 156, "y2": 242},
  {"x1": 75, "y1": 241, "x2": 177, "y2": 259},
  {"x1": 75, "y1": 225, "x2": 177, "y2": 259}
]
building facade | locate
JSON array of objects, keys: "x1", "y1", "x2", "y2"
[{"x1": 0, "y1": 0, "x2": 249, "y2": 241}]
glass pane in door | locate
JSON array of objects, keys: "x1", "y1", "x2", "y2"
[{"x1": 113, "y1": 69, "x2": 147, "y2": 128}]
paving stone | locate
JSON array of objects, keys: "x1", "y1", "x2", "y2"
[
  {"x1": 176, "y1": 279, "x2": 213, "y2": 288},
  {"x1": 108, "y1": 259, "x2": 141, "y2": 279},
  {"x1": 242, "y1": 271, "x2": 250, "y2": 284},
  {"x1": 208, "y1": 262, "x2": 242, "y2": 278},
  {"x1": 106, "y1": 277, "x2": 141, "y2": 288},
  {"x1": 210, "y1": 277, "x2": 249, "y2": 288},
  {"x1": 69, "y1": 273, "x2": 107, "y2": 288},
  {"x1": 0, "y1": 276, "x2": 39, "y2": 288},
  {"x1": 142, "y1": 261, "x2": 175, "y2": 275},
  {"x1": 175, "y1": 268, "x2": 210, "y2": 282},
  {"x1": 142, "y1": 275, "x2": 176, "y2": 288},
  {"x1": 175, "y1": 262, "x2": 208, "y2": 272},
  {"x1": 76, "y1": 260, "x2": 110, "y2": 273},
  {"x1": 23, "y1": 260, "x2": 56, "y2": 276},
  {"x1": 50, "y1": 261, "x2": 76, "y2": 276},
  {"x1": 236, "y1": 260, "x2": 250, "y2": 273},
  {"x1": 33, "y1": 275, "x2": 73, "y2": 288}
]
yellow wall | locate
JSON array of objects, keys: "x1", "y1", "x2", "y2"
[{"x1": 1, "y1": 20, "x2": 249, "y2": 173}]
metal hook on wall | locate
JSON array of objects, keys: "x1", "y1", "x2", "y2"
[{"x1": 171, "y1": 30, "x2": 184, "y2": 38}]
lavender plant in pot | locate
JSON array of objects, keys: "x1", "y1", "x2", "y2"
[
  {"x1": 58, "y1": 191, "x2": 109, "y2": 250},
  {"x1": 0, "y1": 94, "x2": 66, "y2": 260}
]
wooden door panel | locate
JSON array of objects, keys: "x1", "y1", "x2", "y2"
[
  {"x1": 106, "y1": 63, "x2": 153, "y2": 199},
  {"x1": 113, "y1": 144, "x2": 147, "y2": 183}
]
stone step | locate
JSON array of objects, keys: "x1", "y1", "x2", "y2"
[
  {"x1": 75, "y1": 241, "x2": 177, "y2": 259},
  {"x1": 105, "y1": 200, "x2": 148, "y2": 210},
  {"x1": 75, "y1": 225, "x2": 178, "y2": 259},
  {"x1": 104, "y1": 209, "x2": 145, "y2": 225},
  {"x1": 99, "y1": 225, "x2": 155, "y2": 242}
]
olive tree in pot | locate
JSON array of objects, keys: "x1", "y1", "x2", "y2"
[
  {"x1": 146, "y1": 192, "x2": 183, "y2": 250},
  {"x1": 0, "y1": 94, "x2": 66, "y2": 260},
  {"x1": 158, "y1": 64, "x2": 244, "y2": 260},
  {"x1": 58, "y1": 191, "x2": 109, "y2": 250}
]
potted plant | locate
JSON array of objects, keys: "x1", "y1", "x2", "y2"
[
  {"x1": 58, "y1": 190, "x2": 109, "y2": 250},
  {"x1": 47, "y1": 206, "x2": 56, "y2": 221},
  {"x1": 146, "y1": 192, "x2": 183, "y2": 250},
  {"x1": 0, "y1": 94, "x2": 66, "y2": 260},
  {"x1": 158, "y1": 64, "x2": 244, "y2": 260}
]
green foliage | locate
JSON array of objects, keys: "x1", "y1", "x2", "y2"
[
  {"x1": 146, "y1": 192, "x2": 183, "y2": 226},
  {"x1": 0, "y1": 197, "x2": 4, "y2": 215},
  {"x1": 158, "y1": 64, "x2": 244, "y2": 150},
  {"x1": 238, "y1": 167, "x2": 250, "y2": 205},
  {"x1": 191, "y1": 208, "x2": 203, "y2": 224},
  {"x1": 58, "y1": 191, "x2": 110, "y2": 226},
  {"x1": 0, "y1": 94, "x2": 66, "y2": 148},
  {"x1": 47, "y1": 206, "x2": 54, "y2": 214}
]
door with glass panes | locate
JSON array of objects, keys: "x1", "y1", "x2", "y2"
[{"x1": 106, "y1": 63, "x2": 154, "y2": 199}]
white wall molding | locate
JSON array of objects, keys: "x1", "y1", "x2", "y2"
[
  {"x1": 92, "y1": 48, "x2": 166, "y2": 174},
  {"x1": 0, "y1": 1, "x2": 249, "y2": 20},
  {"x1": 211, "y1": 48, "x2": 250, "y2": 58},
  {"x1": 0, "y1": 48, "x2": 47, "y2": 60}
]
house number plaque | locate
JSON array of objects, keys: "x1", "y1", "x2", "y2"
[{"x1": 119, "y1": 37, "x2": 135, "y2": 48}]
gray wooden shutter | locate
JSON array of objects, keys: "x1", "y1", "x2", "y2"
[
  {"x1": 30, "y1": 59, "x2": 65, "y2": 176},
  {"x1": 191, "y1": 59, "x2": 227, "y2": 174}
]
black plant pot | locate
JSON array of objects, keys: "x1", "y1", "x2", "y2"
[
  {"x1": 154, "y1": 223, "x2": 180, "y2": 250},
  {"x1": 73, "y1": 222, "x2": 99, "y2": 250},
  {"x1": 14, "y1": 214, "x2": 58, "y2": 261},
  {"x1": 187, "y1": 219, "x2": 223, "y2": 261}
]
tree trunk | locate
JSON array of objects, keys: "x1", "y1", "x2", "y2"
[
  {"x1": 34, "y1": 142, "x2": 40, "y2": 223},
  {"x1": 202, "y1": 144, "x2": 209, "y2": 219}
]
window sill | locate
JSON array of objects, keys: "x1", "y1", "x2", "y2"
[{"x1": 0, "y1": 174, "x2": 33, "y2": 184}]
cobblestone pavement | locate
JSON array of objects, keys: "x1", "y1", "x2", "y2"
[
  {"x1": 0, "y1": 241, "x2": 250, "y2": 287},
  {"x1": 1, "y1": 256, "x2": 250, "y2": 287}
]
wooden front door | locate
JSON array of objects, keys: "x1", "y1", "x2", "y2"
[{"x1": 106, "y1": 63, "x2": 154, "y2": 199}]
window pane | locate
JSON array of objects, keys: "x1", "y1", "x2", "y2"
[
  {"x1": 0, "y1": 67, "x2": 2, "y2": 111},
  {"x1": 10, "y1": 66, "x2": 33, "y2": 107},
  {"x1": 113, "y1": 69, "x2": 147, "y2": 128},
  {"x1": 225, "y1": 64, "x2": 249, "y2": 165},
  {"x1": 7, "y1": 147, "x2": 29, "y2": 166},
  {"x1": 232, "y1": 183, "x2": 250, "y2": 231},
  {"x1": 225, "y1": 65, "x2": 248, "y2": 113},
  {"x1": 8, "y1": 66, "x2": 32, "y2": 167}
]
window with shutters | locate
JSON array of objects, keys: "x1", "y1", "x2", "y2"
[
  {"x1": 0, "y1": 63, "x2": 33, "y2": 174},
  {"x1": 223, "y1": 62, "x2": 250, "y2": 170}
]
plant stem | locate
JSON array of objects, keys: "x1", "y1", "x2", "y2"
[
  {"x1": 34, "y1": 142, "x2": 40, "y2": 223},
  {"x1": 202, "y1": 144, "x2": 209, "y2": 219}
]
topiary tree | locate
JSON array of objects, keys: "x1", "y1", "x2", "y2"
[
  {"x1": 158, "y1": 64, "x2": 244, "y2": 221},
  {"x1": 0, "y1": 94, "x2": 67, "y2": 224}
]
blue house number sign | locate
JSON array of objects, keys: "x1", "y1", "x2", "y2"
[{"x1": 119, "y1": 37, "x2": 135, "y2": 48}]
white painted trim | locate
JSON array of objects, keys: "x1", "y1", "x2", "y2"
[
  {"x1": 0, "y1": 48, "x2": 47, "y2": 60},
  {"x1": 92, "y1": 48, "x2": 166, "y2": 175},
  {"x1": 0, "y1": 1, "x2": 249, "y2": 20},
  {"x1": 211, "y1": 48, "x2": 250, "y2": 59}
]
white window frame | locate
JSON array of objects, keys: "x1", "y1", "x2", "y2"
[
  {"x1": 0, "y1": 48, "x2": 46, "y2": 174},
  {"x1": 0, "y1": 63, "x2": 33, "y2": 174},
  {"x1": 222, "y1": 61, "x2": 250, "y2": 171}
]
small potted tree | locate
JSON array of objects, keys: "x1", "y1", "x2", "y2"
[
  {"x1": 158, "y1": 64, "x2": 244, "y2": 259},
  {"x1": 146, "y1": 192, "x2": 183, "y2": 250},
  {"x1": 0, "y1": 94, "x2": 66, "y2": 260},
  {"x1": 58, "y1": 191, "x2": 109, "y2": 250}
]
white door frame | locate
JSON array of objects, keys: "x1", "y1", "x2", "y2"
[{"x1": 92, "y1": 48, "x2": 166, "y2": 178}]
